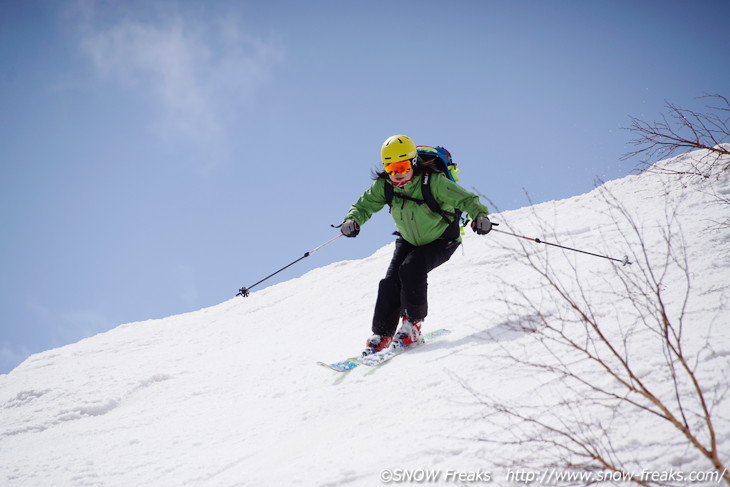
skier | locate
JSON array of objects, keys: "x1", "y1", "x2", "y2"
[{"x1": 340, "y1": 134, "x2": 493, "y2": 355}]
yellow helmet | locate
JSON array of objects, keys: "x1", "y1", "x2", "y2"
[{"x1": 381, "y1": 134, "x2": 417, "y2": 165}]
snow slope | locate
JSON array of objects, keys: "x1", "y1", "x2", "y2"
[{"x1": 1, "y1": 148, "x2": 729, "y2": 486}]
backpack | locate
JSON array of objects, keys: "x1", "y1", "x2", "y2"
[
  {"x1": 384, "y1": 145, "x2": 465, "y2": 240},
  {"x1": 415, "y1": 146, "x2": 459, "y2": 182}
]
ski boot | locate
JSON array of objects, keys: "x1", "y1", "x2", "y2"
[
  {"x1": 395, "y1": 315, "x2": 423, "y2": 346},
  {"x1": 363, "y1": 334, "x2": 393, "y2": 357}
]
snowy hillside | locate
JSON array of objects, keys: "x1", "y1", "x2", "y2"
[{"x1": 1, "y1": 148, "x2": 729, "y2": 486}]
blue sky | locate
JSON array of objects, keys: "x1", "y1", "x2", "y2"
[{"x1": 1, "y1": 0, "x2": 728, "y2": 373}]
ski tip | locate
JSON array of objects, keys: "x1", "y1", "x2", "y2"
[{"x1": 317, "y1": 360, "x2": 359, "y2": 372}]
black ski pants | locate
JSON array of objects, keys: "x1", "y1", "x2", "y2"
[{"x1": 372, "y1": 237, "x2": 460, "y2": 336}]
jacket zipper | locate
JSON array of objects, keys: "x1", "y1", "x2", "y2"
[
  {"x1": 395, "y1": 183, "x2": 426, "y2": 245},
  {"x1": 403, "y1": 212, "x2": 418, "y2": 245}
]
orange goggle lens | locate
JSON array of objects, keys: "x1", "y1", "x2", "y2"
[{"x1": 384, "y1": 159, "x2": 413, "y2": 175}]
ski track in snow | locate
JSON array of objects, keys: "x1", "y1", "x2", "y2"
[{"x1": 1, "y1": 148, "x2": 729, "y2": 486}]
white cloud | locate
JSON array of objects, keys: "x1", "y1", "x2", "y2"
[{"x1": 80, "y1": 12, "x2": 281, "y2": 147}]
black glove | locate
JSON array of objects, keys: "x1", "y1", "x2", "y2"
[
  {"x1": 341, "y1": 220, "x2": 360, "y2": 237},
  {"x1": 471, "y1": 216, "x2": 492, "y2": 235}
]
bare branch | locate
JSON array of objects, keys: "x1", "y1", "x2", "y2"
[
  {"x1": 462, "y1": 183, "x2": 729, "y2": 486},
  {"x1": 622, "y1": 94, "x2": 730, "y2": 178}
]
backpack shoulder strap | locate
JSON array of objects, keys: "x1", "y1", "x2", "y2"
[
  {"x1": 384, "y1": 180, "x2": 425, "y2": 206},
  {"x1": 384, "y1": 180, "x2": 394, "y2": 207},
  {"x1": 422, "y1": 173, "x2": 461, "y2": 226},
  {"x1": 420, "y1": 173, "x2": 444, "y2": 215},
  {"x1": 385, "y1": 174, "x2": 459, "y2": 222}
]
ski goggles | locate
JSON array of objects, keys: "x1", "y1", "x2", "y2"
[{"x1": 383, "y1": 158, "x2": 415, "y2": 175}]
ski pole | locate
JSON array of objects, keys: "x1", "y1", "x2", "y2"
[
  {"x1": 237, "y1": 233, "x2": 344, "y2": 297},
  {"x1": 491, "y1": 224, "x2": 632, "y2": 266}
]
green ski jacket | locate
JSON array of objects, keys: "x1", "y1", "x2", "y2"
[{"x1": 344, "y1": 173, "x2": 490, "y2": 246}]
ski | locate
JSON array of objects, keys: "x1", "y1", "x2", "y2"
[
  {"x1": 317, "y1": 329, "x2": 451, "y2": 372},
  {"x1": 358, "y1": 328, "x2": 451, "y2": 367},
  {"x1": 317, "y1": 355, "x2": 361, "y2": 372}
]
